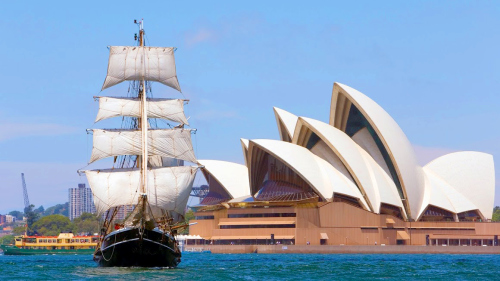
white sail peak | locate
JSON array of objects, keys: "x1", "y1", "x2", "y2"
[{"x1": 102, "y1": 46, "x2": 181, "y2": 92}]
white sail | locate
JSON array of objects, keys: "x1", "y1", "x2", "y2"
[
  {"x1": 95, "y1": 97, "x2": 189, "y2": 125},
  {"x1": 89, "y1": 129, "x2": 196, "y2": 163},
  {"x1": 102, "y1": 46, "x2": 181, "y2": 92},
  {"x1": 85, "y1": 166, "x2": 197, "y2": 216}
]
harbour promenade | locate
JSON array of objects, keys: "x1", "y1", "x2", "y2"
[{"x1": 183, "y1": 244, "x2": 500, "y2": 254}]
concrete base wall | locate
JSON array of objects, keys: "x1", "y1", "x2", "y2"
[{"x1": 183, "y1": 245, "x2": 500, "y2": 254}]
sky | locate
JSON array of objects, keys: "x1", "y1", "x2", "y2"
[{"x1": 1, "y1": 1, "x2": 499, "y2": 213}]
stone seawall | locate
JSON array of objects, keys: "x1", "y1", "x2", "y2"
[{"x1": 183, "y1": 245, "x2": 500, "y2": 254}]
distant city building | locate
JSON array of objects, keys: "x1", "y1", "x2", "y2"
[
  {"x1": 5, "y1": 215, "x2": 15, "y2": 223},
  {"x1": 0, "y1": 215, "x2": 5, "y2": 225},
  {"x1": 69, "y1": 183, "x2": 96, "y2": 220},
  {"x1": 104, "y1": 205, "x2": 135, "y2": 221}
]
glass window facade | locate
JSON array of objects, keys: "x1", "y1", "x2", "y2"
[
  {"x1": 195, "y1": 215, "x2": 215, "y2": 220},
  {"x1": 251, "y1": 148, "x2": 319, "y2": 202},
  {"x1": 379, "y1": 203, "x2": 403, "y2": 220},
  {"x1": 420, "y1": 205, "x2": 455, "y2": 221},
  {"x1": 220, "y1": 224, "x2": 295, "y2": 229},
  {"x1": 458, "y1": 210, "x2": 482, "y2": 222},
  {"x1": 200, "y1": 170, "x2": 232, "y2": 205},
  {"x1": 345, "y1": 104, "x2": 405, "y2": 200},
  {"x1": 228, "y1": 213, "x2": 296, "y2": 218}
]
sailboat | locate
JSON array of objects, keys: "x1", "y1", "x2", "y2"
[{"x1": 82, "y1": 19, "x2": 198, "y2": 267}]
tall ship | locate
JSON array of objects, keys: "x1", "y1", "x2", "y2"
[{"x1": 82, "y1": 20, "x2": 198, "y2": 267}]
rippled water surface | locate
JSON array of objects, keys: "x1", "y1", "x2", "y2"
[{"x1": 1, "y1": 252, "x2": 499, "y2": 280}]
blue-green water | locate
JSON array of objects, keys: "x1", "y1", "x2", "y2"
[{"x1": 0, "y1": 253, "x2": 498, "y2": 280}]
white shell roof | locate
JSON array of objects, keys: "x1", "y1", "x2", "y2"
[
  {"x1": 248, "y1": 139, "x2": 368, "y2": 209},
  {"x1": 273, "y1": 107, "x2": 299, "y2": 141},
  {"x1": 197, "y1": 160, "x2": 251, "y2": 199},
  {"x1": 294, "y1": 117, "x2": 404, "y2": 215},
  {"x1": 329, "y1": 82, "x2": 425, "y2": 219},
  {"x1": 240, "y1": 138, "x2": 250, "y2": 167},
  {"x1": 423, "y1": 152, "x2": 495, "y2": 219},
  {"x1": 418, "y1": 168, "x2": 479, "y2": 219}
]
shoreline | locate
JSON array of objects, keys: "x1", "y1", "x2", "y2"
[{"x1": 183, "y1": 245, "x2": 500, "y2": 254}]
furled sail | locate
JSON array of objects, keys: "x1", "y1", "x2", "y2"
[
  {"x1": 95, "y1": 97, "x2": 189, "y2": 125},
  {"x1": 102, "y1": 46, "x2": 181, "y2": 92},
  {"x1": 89, "y1": 129, "x2": 196, "y2": 163},
  {"x1": 85, "y1": 166, "x2": 197, "y2": 216}
]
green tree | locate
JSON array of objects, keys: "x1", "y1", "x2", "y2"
[
  {"x1": 13, "y1": 226, "x2": 25, "y2": 235},
  {"x1": 32, "y1": 215, "x2": 74, "y2": 236},
  {"x1": 73, "y1": 213, "x2": 100, "y2": 235},
  {"x1": 0, "y1": 235, "x2": 15, "y2": 245},
  {"x1": 8, "y1": 210, "x2": 24, "y2": 221},
  {"x1": 24, "y1": 204, "x2": 40, "y2": 235},
  {"x1": 43, "y1": 203, "x2": 69, "y2": 217},
  {"x1": 492, "y1": 206, "x2": 500, "y2": 222},
  {"x1": 35, "y1": 205, "x2": 45, "y2": 214},
  {"x1": 180, "y1": 209, "x2": 195, "y2": 234}
]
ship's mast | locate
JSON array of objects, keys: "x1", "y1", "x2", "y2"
[{"x1": 139, "y1": 20, "x2": 148, "y2": 196}]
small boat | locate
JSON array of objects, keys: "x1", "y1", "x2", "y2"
[{"x1": 0, "y1": 233, "x2": 98, "y2": 255}]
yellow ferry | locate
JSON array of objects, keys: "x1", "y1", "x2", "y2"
[{"x1": 0, "y1": 233, "x2": 98, "y2": 255}]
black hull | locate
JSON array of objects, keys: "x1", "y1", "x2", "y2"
[{"x1": 94, "y1": 228, "x2": 180, "y2": 267}]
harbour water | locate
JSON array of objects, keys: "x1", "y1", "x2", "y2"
[{"x1": 0, "y1": 252, "x2": 498, "y2": 280}]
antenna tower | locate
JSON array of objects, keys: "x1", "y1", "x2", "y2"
[{"x1": 21, "y1": 173, "x2": 30, "y2": 212}]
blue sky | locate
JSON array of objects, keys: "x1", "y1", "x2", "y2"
[{"x1": 1, "y1": 1, "x2": 499, "y2": 213}]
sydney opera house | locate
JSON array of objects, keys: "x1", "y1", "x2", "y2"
[{"x1": 189, "y1": 83, "x2": 498, "y2": 246}]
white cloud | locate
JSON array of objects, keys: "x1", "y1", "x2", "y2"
[
  {"x1": 0, "y1": 122, "x2": 78, "y2": 142},
  {"x1": 412, "y1": 144, "x2": 458, "y2": 166},
  {"x1": 185, "y1": 28, "x2": 215, "y2": 47}
]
